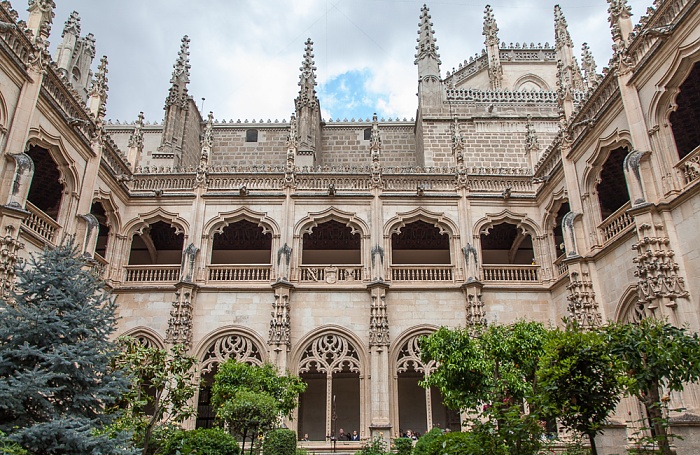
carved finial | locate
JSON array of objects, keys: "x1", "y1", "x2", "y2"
[
  {"x1": 203, "y1": 111, "x2": 214, "y2": 149},
  {"x1": 128, "y1": 112, "x2": 145, "y2": 148},
  {"x1": 414, "y1": 4, "x2": 441, "y2": 65},
  {"x1": 608, "y1": 0, "x2": 633, "y2": 43},
  {"x1": 61, "y1": 10, "x2": 80, "y2": 37},
  {"x1": 87, "y1": 55, "x2": 108, "y2": 120},
  {"x1": 525, "y1": 114, "x2": 540, "y2": 152},
  {"x1": 482, "y1": 5, "x2": 499, "y2": 47},
  {"x1": 452, "y1": 117, "x2": 465, "y2": 152},
  {"x1": 554, "y1": 5, "x2": 573, "y2": 50},
  {"x1": 299, "y1": 38, "x2": 317, "y2": 88},
  {"x1": 287, "y1": 113, "x2": 299, "y2": 149},
  {"x1": 172, "y1": 35, "x2": 191, "y2": 84},
  {"x1": 27, "y1": 0, "x2": 55, "y2": 41},
  {"x1": 370, "y1": 113, "x2": 381, "y2": 154},
  {"x1": 581, "y1": 43, "x2": 601, "y2": 89}
]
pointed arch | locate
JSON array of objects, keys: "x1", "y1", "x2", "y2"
[
  {"x1": 290, "y1": 325, "x2": 369, "y2": 375},
  {"x1": 120, "y1": 326, "x2": 166, "y2": 350},
  {"x1": 514, "y1": 74, "x2": 550, "y2": 91},
  {"x1": 390, "y1": 325, "x2": 440, "y2": 373},
  {"x1": 123, "y1": 207, "x2": 189, "y2": 238},
  {"x1": 294, "y1": 207, "x2": 369, "y2": 238},
  {"x1": 91, "y1": 189, "x2": 122, "y2": 233},
  {"x1": 194, "y1": 325, "x2": 269, "y2": 374},
  {"x1": 473, "y1": 208, "x2": 541, "y2": 238},
  {"x1": 614, "y1": 284, "x2": 644, "y2": 323},
  {"x1": 581, "y1": 130, "x2": 633, "y2": 198},
  {"x1": 384, "y1": 207, "x2": 459, "y2": 239},
  {"x1": 25, "y1": 128, "x2": 80, "y2": 196},
  {"x1": 203, "y1": 207, "x2": 280, "y2": 239}
]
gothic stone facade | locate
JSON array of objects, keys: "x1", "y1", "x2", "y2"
[{"x1": 2, "y1": 0, "x2": 700, "y2": 451}]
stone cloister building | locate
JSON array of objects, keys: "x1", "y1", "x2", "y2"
[{"x1": 1, "y1": 0, "x2": 700, "y2": 450}]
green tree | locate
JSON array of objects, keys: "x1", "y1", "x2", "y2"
[
  {"x1": 211, "y1": 360, "x2": 306, "y2": 454},
  {"x1": 605, "y1": 318, "x2": 700, "y2": 455},
  {"x1": 111, "y1": 337, "x2": 198, "y2": 455},
  {"x1": 0, "y1": 242, "x2": 134, "y2": 454},
  {"x1": 537, "y1": 325, "x2": 625, "y2": 455},
  {"x1": 420, "y1": 321, "x2": 550, "y2": 455},
  {"x1": 163, "y1": 428, "x2": 240, "y2": 455}
]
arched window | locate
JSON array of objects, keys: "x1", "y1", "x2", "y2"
[
  {"x1": 670, "y1": 63, "x2": 700, "y2": 159},
  {"x1": 391, "y1": 220, "x2": 450, "y2": 265},
  {"x1": 208, "y1": 219, "x2": 273, "y2": 282},
  {"x1": 299, "y1": 220, "x2": 362, "y2": 283},
  {"x1": 26, "y1": 145, "x2": 63, "y2": 221},
  {"x1": 597, "y1": 146, "x2": 630, "y2": 220},
  {"x1": 552, "y1": 202, "x2": 570, "y2": 259},
  {"x1": 480, "y1": 222, "x2": 539, "y2": 282},
  {"x1": 245, "y1": 129, "x2": 258, "y2": 142},
  {"x1": 128, "y1": 221, "x2": 183, "y2": 265}
]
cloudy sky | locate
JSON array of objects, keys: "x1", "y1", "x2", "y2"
[{"x1": 37, "y1": 0, "x2": 649, "y2": 123}]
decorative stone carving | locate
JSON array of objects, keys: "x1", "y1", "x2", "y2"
[
  {"x1": 165, "y1": 35, "x2": 190, "y2": 109},
  {"x1": 128, "y1": 112, "x2": 145, "y2": 149},
  {"x1": 622, "y1": 150, "x2": 649, "y2": 207},
  {"x1": 7, "y1": 153, "x2": 34, "y2": 207},
  {"x1": 79, "y1": 213, "x2": 99, "y2": 257},
  {"x1": 369, "y1": 284, "x2": 389, "y2": 346},
  {"x1": 396, "y1": 335, "x2": 435, "y2": 374},
  {"x1": 566, "y1": 271, "x2": 602, "y2": 328},
  {"x1": 369, "y1": 114, "x2": 382, "y2": 189},
  {"x1": 462, "y1": 282, "x2": 487, "y2": 330},
  {"x1": 166, "y1": 284, "x2": 194, "y2": 348},
  {"x1": 195, "y1": 112, "x2": 213, "y2": 188},
  {"x1": 581, "y1": 42, "x2": 602, "y2": 89},
  {"x1": 285, "y1": 113, "x2": 298, "y2": 188},
  {"x1": 633, "y1": 223, "x2": 688, "y2": 311},
  {"x1": 482, "y1": 5, "x2": 502, "y2": 89},
  {"x1": 299, "y1": 334, "x2": 360, "y2": 374},
  {"x1": 0, "y1": 225, "x2": 23, "y2": 299},
  {"x1": 371, "y1": 244, "x2": 385, "y2": 281},
  {"x1": 201, "y1": 333, "x2": 263, "y2": 373},
  {"x1": 87, "y1": 55, "x2": 108, "y2": 120},
  {"x1": 277, "y1": 243, "x2": 292, "y2": 281},
  {"x1": 462, "y1": 243, "x2": 479, "y2": 282},
  {"x1": 269, "y1": 285, "x2": 291, "y2": 346},
  {"x1": 561, "y1": 211, "x2": 581, "y2": 258}
]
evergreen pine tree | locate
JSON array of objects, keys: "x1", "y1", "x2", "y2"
[{"x1": 0, "y1": 241, "x2": 135, "y2": 454}]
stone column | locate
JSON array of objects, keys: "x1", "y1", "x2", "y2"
[
  {"x1": 368, "y1": 280, "x2": 391, "y2": 444},
  {"x1": 269, "y1": 281, "x2": 293, "y2": 373},
  {"x1": 0, "y1": 206, "x2": 27, "y2": 298},
  {"x1": 166, "y1": 281, "x2": 197, "y2": 349}
]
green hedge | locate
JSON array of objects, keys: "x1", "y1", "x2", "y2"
[
  {"x1": 412, "y1": 428, "x2": 443, "y2": 455},
  {"x1": 162, "y1": 428, "x2": 240, "y2": 455},
  {"x1": 263, "y1": 428, "x2": 297, "y2": 455},
  {"x1": 393, "y1": 436, "x2": 413, "y2": 455}
]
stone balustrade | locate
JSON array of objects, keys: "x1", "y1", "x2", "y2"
[
  {"x1": 676, "y1": 145, "x2": 700, "y2": 186},
  {"x1": 207, "y1": 265, "x2": 271, "y2": 282},
  {"x1": 391, "y1": 266, "x2": 454, "y2": 282},
  {"x1": 598, "y1": 202, "x2": 633, "y2": 244},
  {"x1": 481, "y1": 264, "x2": 539, "y2": 282},
  {"x1": 553, "y1": 255, "x2": 569, "y2": 279},
  {"x1": 124, "y1": 265, "x2": 180, "y2": 283},
  {"x1": 22, "y1": 201, "x2": 60, "y2": 245}
]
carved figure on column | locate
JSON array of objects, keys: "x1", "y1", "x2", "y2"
[
  {"x1": 452, "y1": 117, "x2": 467, "y2": 189},
  {"x1": 180, "y1": 242, "x2": 199, "y2": 283},
  {"x1": 6, "y1": 153, "x2": 34, "y2": 209},
  {"x1": 0, "y1": 225, "x2": 24, "y2": 299},
  {"x1": 195, "y1": 112, "x2": 213, "y2": 188},
  {"x1": 633, "y1": 222, "x2": 688, "y2": 314},
  {"x1": 369, "y1": 114, "x2": 383, "y2": 189},
  {"x1": 566, "y1": 271, "x2": 602, "y2": 328},
  {"x1": 369, "y1": 285, "x2": 389, "y2": 346},
  {"x1": 285, "y1": 113, "x2": 298, "y2": 188},
  {"x1": 166, "y1": 285, "x2": 194, "y2": 348},
  {"x1": 622, "y1": 150, "x2": 650, "y2": 207},
  {"x1": 269, "y1": 286, "x2": 291, "y2": 346},
  {"x1": 277, "y1": 243, "x2": 292, "y2": 282}
]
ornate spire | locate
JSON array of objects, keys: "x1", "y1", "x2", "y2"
[
  {"x1": 482, "y1": 5, "x2": 499, "y2": 47},
  {"x1": 608, "y1": 0, "x2": 633, "y2": 43},
  {"x1": 27, "y1": 0, "x2": 55, "y2": 43},
  {"x1": 414, "y1": 4, "x2": 441, "y2": 65},
  {"x1": 171, "y1": 35, "x2": 191, "y2": 85},
  {"x1": 554, "y1": 5, "x2": 573, "y2": 50},
  {"x1": 87, "y1": 55, "x2": 108, "y2": 120},
  {"x1": 295, "y1": 38, "x2": 318, "y2": 110},
  {"x1": 61, "y1": 10, "x2": 80, "y2": 37},
  {"x1": 581, "y1": 42, "x2": 601, "y2": 89}
]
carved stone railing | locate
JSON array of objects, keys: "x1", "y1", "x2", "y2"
[
  {"x1": 295, "y1": 175, "x2": 372, "y2": 191},
  {"x1": 481, "y1": 264, "x2": 540, "y2": 282},
  {"x1": 130, "y1": 174, "x2": 196, "y2": 191},
  {"x1": 22, "y1": 201, "x2": 60, "y2": 244},
  {"x1": 499, "y1": 47, "x2": 557, "y2": 62},
  {"x1": 598, "y1": 202, "x2": 634, "y2": 244},
  {"x1": 446, "y1": 88, "x2": 559, "y2": 104},
  {"x1": 675, "y1": 145, "x2": 700, "y2": 187},
  {"x1": 207, "y1": 174, "x2": 285, "y2": 191},
  {"x1": 41, "y1": 69, "x2": 93, "y2": 142},
  {"x1": 569, "y1": 75, "x2": 620, "y2": 148},
  {"x1": 553, "y1": 254, "x2": 569, "y2": 279},
  {"x1": 124, "y1": 265, "x2": 180, "y2": 283},
  {"x1": 383, "y1": 174, "x2": 456, "y2": 192},
  {"x1": 445, "y1": 54, "x2": 487, "y2": 84},
  {"x1": 391, "y1": 266, "x2": 454, "y2": 282},
  {"x1": 627, "y1": 0, "x2": 690, "y2": 71},
  {"x1": 102, "y1": 137, "x2": 132, "y2": 178},
  {"x1": 0, "y1": 4, "x2": 32, "y2": 68},
  {"x1": 468, "y1": 175, "x2": 534, "y2": 194},
  {"x1": 207, "y1": 265, "x2": 271, "y2": 282},
  {"x1": 533, "y1": 134, "x2": 562, "y2": 178},
  {"x1": 298, "y1": 265, "x2": 364, "y2": 283}
]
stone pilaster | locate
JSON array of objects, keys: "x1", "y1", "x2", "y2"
[
  {"x1": 0, "y1": 206, "x2": 27, "y2": 299},
  {"x1": 367, "y1": 280, "x2": 391, "y2": 442},
  {"x1": 566, "y1": 268, "x2": 602, "y2": 328},
  {"x1": 166, "y1": 281, "x2": 196, "y2": 349},
  {"x1": 462, "y1": 280, "x2": 486, "y2": 331},
  {"x1": 269, "y1": 281, "x2": 293, "y2": 372}
]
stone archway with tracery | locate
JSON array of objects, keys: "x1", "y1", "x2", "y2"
[
  {"x1": 297, "y1": 333, "x2": 364, "y2": 441},
  {"x1": 196, "y1": 332, "x2": 265, "y2": 429},
  {"x1": 393, "y1": 333, "x2": 460, "y2": 436}
]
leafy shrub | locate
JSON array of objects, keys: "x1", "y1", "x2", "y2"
[
  {"x1": 0, "y1": 431, "x2": 28, "y2": 455},
  {"x1": 162, "y1": 428, "x2": 240, "y2": 455},
  {"x1": 423, "y1": 431, "x2": 508, "y2": 455},
  {"x1": 357, "y1": 436, "x2": 389, "y2": 455},
  {"x1": 263, "y1": 428, "x2": 297, "y2": 455},
  {"x1": 393, "y1": 436, "x2": 413, "y2": 455},
  {"x1": 412, "y1": 428, "x2": 443, "y2": 455}
]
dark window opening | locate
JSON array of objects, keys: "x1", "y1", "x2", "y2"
[
  {"x1": 480, "y1": 222, "x2": 533, "y2": 265},
  {"x1": 26, "y1": 145, "x2": 63, "y2": 220},
  {"x1": 391, "y1": 220, "x2": 450, "y2": 265},
  {"x1": 246, "y1": 129, "x2": 258, "y2": 142},
  {"x1": 363, "y1": 128, "x2": 372, "y2": 141},
  {"x1": 302, "y1": 220, "x2": 360, "y2": 264},
  {"x1": 90, "y1": 202, "x2": 110, "y2": 259},
  {"x1": 128, "y1": 221, "x2": 184, "y2": 265},
  {"x1": 597, "y1": 147, "x2": 630, "y2": 220},
  {"x1": 670, "y1": 63, "x2": 700, "y2": 159},
  {"x1": 553, "y1": 202, "x2": 570, "y2": 258},
  {"x1": 210, "y1": 220, "x2": 272, "y2": 264},
  {"x1": 196, "y1": 370, "x2": 216, "y2": 429}
]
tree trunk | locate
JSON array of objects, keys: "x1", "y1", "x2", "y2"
[
  {"x1": 241, "y1": 429, "x2": 248, "y2": 455},
  {"x1": 588, "y1": 431, "x2": 598, "y2": 455},
  {"x1": 642, "y1": 384, "x2": 675, "y2": 455}
]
